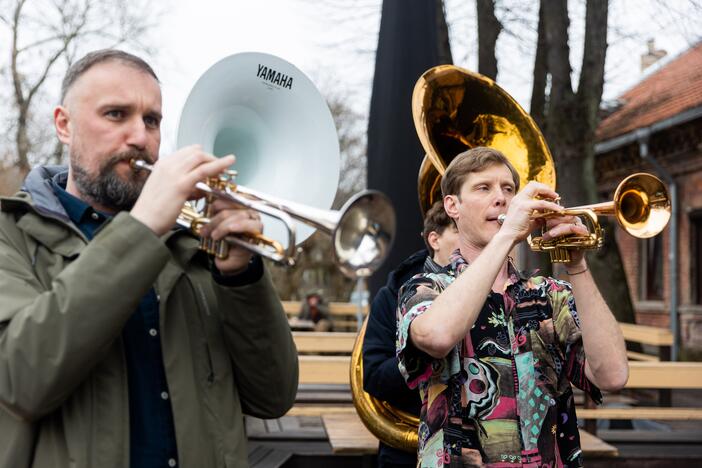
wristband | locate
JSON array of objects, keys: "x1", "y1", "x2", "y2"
[{"x1": 566, "y1": 266, "x2": 588, "y2": 276}]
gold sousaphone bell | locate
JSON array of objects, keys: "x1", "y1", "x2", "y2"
[{"x1": 351, "y1": 64, "x2": 671, "y2": 452}]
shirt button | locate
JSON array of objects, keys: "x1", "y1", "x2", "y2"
[
  {"x1": 161, "y1": 391, "x2": 169, "y2": 400},
  {"x1": 91, "y1": 212, "x2": 100, "y2": 220},
  {"x1": 168, "y1": 459, "x2": 177, "y2": 467},
  {"x1": 149, "y1": 328, "x2": 158, "y2": 337}
]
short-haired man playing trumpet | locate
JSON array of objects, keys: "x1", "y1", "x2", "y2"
[
  {"x1": 0, "y1": 49, "x2": 298, "y2": 468},
  {"x1": 397, "y1": 147, "x2": 628, "y2": 467}
]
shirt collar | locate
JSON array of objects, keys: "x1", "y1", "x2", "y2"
[
  {"x1": 423, "y1": 255, "x2": 445, "y2": 274},
  {"x1": 50, "y1": 174, "x2": 109, "y2": 226},
  {"x1": 448, "y1": 248, "x2": 529, "y2": 290}
]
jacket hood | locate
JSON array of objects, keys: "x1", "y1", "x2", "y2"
[
  {"x1": 384, "y1": 249, "x2": 429, "y2": 296},
  {"x1": 2, "y1": 165, "x2": 71, "y2": 222}
]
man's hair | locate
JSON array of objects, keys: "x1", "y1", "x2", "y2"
[
  {"x1": 422, "y1": 200, "x2": 454, "y2": 255},
  {"x1": 440, "y1": 146, "x2": 520, "y2": 198},
  {"x1": 61, "y1": 49, "x2": 159, "y2": 103}
]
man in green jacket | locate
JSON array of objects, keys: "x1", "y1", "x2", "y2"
[{"x1": 0, "y1": 49, "x2": 299, "y2": 468}]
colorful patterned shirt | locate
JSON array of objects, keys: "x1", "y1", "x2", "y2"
[{"x1": 396, "y1": 251, "x2": 602, "y2": 467}]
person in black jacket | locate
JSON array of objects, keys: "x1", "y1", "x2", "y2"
[{"x1": 362, "y1": 201, "x2": 458, "y2": 467}]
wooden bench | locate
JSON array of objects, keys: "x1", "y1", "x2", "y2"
[
  {"x1": 579, "y1": 361, "x2": 702, "y2": 435},
  {"x1": 292, "y1": 343, "x2": 620, "y2": 459},
  {"x1": 620, "y1": 323, "x2": 673, "y2": 363},
  {"x1": 619, "y1": 323, "x2": 675, "y2": 407},
  {"x1": 283, "y1": 301, "x2": 369, "y2": 331},
  {"x1": 298, "y1": 358, "x2": 702, "y2": 416},
  {"x1": 321, "y1": 411, "x2": 619, "y2": 458},
  {"x1": 290, "y1": 334, "x2": 355, "y2": 412},
  {"x1": 292, "y1": 331, "x2": 356, "y2": 354}
]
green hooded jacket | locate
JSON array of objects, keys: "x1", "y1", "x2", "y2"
[{"x1": 0, "y1": 166, "x2": 299, "y2": 468}]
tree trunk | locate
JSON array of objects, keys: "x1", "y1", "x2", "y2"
[
  {"x1": 476, "y1": 0, "x2": 500, "y2": 80},
  {"x1": 436, "y1": 0, "x2": 453, "y2": 64},
  {"x1": 530, "y1": 2, "x2": 548, "y2": 130},
  {"x1": 15, "y1": 107, "x2": 31, "y2": 173},
  {"x1": 522, "y1": 1, "x2": 552, "y2": 277},
  {"x1": 541, "y1": 0, "x2": 637, "y2": 324},
  {"x1": 0, "y1": 165, "x2": 28, "y2": 196}
]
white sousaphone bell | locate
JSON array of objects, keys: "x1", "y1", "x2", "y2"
[{"x1": 133, "y1": 52, "x2": 395, "y2": 278}]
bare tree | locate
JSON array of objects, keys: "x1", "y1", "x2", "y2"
[
  {"x1": 0, "y1": 0, "x2": 160, "y2": 194},
  {"x1": 533, "y1": 0, "x2": 637, "y2": 324},
  {"x1": 327, "y1": 91, "x2": 367, "y2": 209}
]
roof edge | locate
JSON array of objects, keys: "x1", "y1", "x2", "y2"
[{"x1": 595, "y1": 105, "x2": 702, "y2": 154}]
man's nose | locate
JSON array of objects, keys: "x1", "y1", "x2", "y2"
[
  {"x1": 125, "y1": 118, "x2": 148, "y2": 149},
  {"x1": 493, "y1": 189, "x2": 507, "y2": 207}
]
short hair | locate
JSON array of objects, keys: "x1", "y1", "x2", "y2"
[
  {"x1": 422, "y1": 200, "x2": 454, "y2": 255},
  {"x1": 440, "y1": 146, "x2": 520, "y2": 198},
  {"x1": 61, "y1": 49, "x2": 159, "y2": 103}
]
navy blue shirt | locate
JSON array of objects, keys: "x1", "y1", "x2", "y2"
[{"x1": 52, "y1": 178, "x2": 179, "y2": 468}]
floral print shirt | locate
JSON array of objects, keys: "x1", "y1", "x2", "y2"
[{"x1": 396, "y1": 251, "x2": 601, "y2": 467}]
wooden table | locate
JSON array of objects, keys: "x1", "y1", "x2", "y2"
[
  {"x1": 322, "y1": 412, "x2": 619, "y2": 457},
  {"x1": 288, "y1": 318, "x2": 315, "y2": 331}
]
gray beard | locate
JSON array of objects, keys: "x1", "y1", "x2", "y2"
[{"x1": 71, "y1": 150, "x2": 150, "y2": 212}]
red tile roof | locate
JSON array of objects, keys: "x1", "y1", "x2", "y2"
[{"x1": 596, "y1": 42, "x2": 702, "y2": 141}]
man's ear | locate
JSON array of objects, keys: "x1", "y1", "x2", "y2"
[
  {"x1": 444, "y1": 195, "x2": 460, "y2": 219},
  {"x1": 54, "y1": 105, "x2": 71, "y2": 144},
  {"x1": 427, "y1": 231, "x2": 440, "y2": 252}
]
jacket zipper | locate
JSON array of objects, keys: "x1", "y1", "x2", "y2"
[{"x1": 187, "y1": 277, "x2": 216, "y2": 384}]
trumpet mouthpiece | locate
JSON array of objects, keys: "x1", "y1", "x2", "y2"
[{"x1": 130, "y1": 159, "x2": 153, "y2": 172}]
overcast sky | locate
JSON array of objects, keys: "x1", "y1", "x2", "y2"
[
  {"x1": 146, "y1": 0, "x2": 700, "y2": 153},
  {"x1": 1, "y1": 0, "x2": 699, "y2": 157}
]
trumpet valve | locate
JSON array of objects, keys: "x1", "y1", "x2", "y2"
[
  {"x1": 214, "y1": 240, "x2": 229, "y2": 259},
  {"x1": 549, "y1": 247, "x2": 572, "y2": 264}
]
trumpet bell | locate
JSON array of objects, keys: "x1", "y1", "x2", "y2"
[
  {"x1": 177, "y1": 52, "x2": 340, "y2": 248},
  {"x1": 615, "y1": 173, "x2": 671, "y2": 238},
  {"x1": 334, "y1": 190, "x2": 396, "y2": 278}
]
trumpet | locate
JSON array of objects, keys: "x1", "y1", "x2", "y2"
[
  {"x1": 130, "y1": 159, "x2": 396, "y2": 278},
  {"x1": 527, "y1": 172, "x2": 671, "y2": 263}
]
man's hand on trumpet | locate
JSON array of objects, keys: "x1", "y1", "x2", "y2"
[
  {"x1": 496, "y1": 181, "x2": 562, "y2": 244},
  {"x1": 541, "y1": 213, "x2": 591, "y2": 269},
  {"x1": 200, "y1": 200, "x2": 264, "y2": 276},
  {"x1": 130, "y1": 145, "x2": 235, "y2": 236}
]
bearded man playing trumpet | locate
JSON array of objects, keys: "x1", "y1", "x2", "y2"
[
  {"x1": 0, "y1": 49, "x2": 298, "y2": 468},
  {"x1": 397, "y1": 147, "x2": 628, "y2": 467}
]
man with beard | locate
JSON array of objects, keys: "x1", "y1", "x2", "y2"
[{"x1": 0, "y1": 50, "x2": 298, "y2": 468}]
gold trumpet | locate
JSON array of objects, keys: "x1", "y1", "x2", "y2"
[
  {"x1": 130, "y1": 159, "x2": 396, "y2": 278},
  {"x1": 528, "y1": 172, "x2": 671, "y2": 263}
]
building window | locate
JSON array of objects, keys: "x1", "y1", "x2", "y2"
[
  {"x1": 639, "y1": 236, "x2": 663, "y2": 301},
  {"x1": 692, "y1": 213, "x2": 702, "y2": 305}
]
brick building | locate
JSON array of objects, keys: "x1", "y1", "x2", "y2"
[{"x1": 595, "y1": 42, "x2": 702, "y2": 356}]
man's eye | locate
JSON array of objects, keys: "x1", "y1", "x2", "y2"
[
  {"x1": 106, "y1": 110, "x2": 123, "y2": 119},
  {"x1": 144, "y1": 116, "x2": 160, "y2": 129}
]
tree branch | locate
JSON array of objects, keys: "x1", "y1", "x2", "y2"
[{"x1": 477, "y1": 0, "x2": 501, "y2": 80}]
